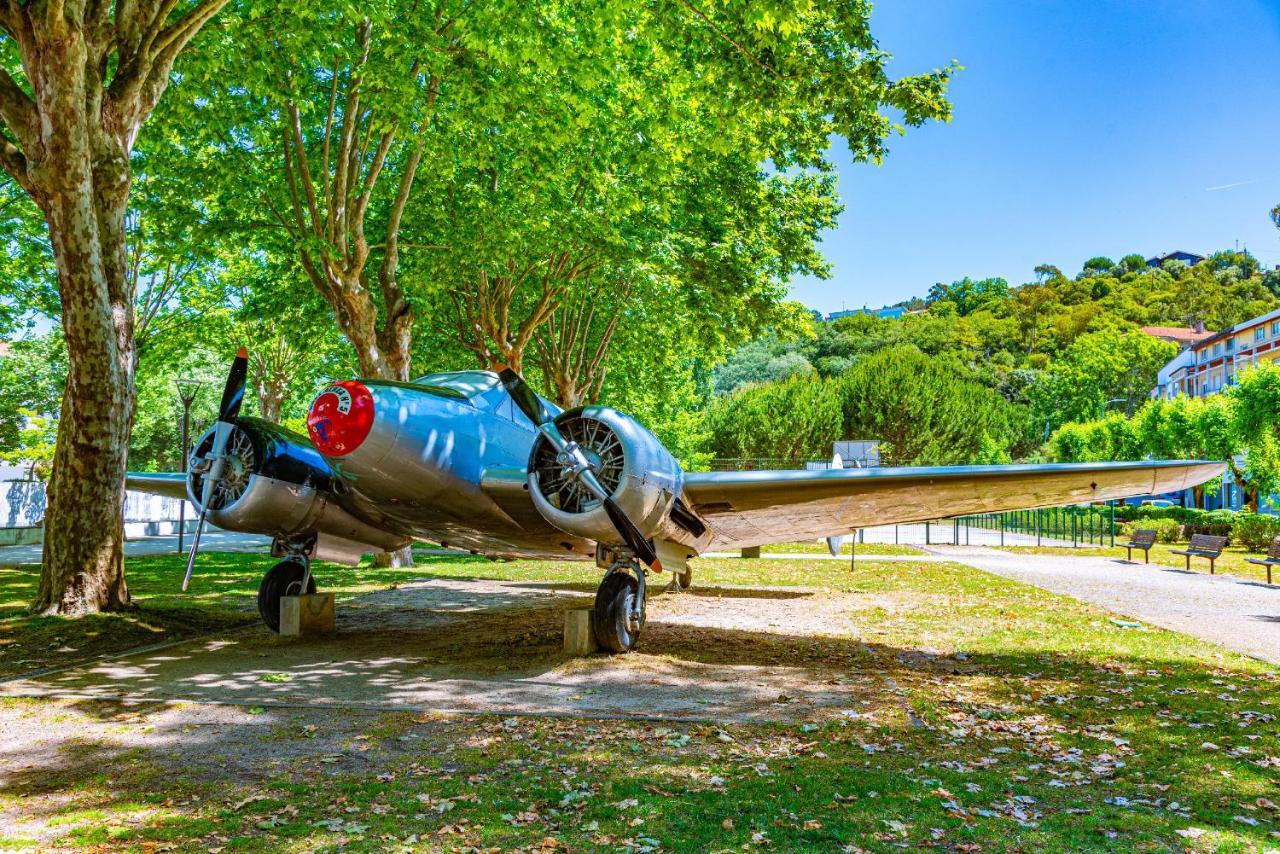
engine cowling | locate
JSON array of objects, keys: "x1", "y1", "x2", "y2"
[
  {"x1": 187, "y1": 416, "x2": 405, "y2": 553},
  {"x1": 527, "y1": 406, "x2": 682, "y2": 545}
]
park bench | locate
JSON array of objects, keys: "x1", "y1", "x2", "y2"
[
  {"x1": 1170, "y1": 534, "x2": 1228, "y2": 574},
  {"x1": 1122, "y1": 528, "x2": 1157, "y2": 563},
  {"x1": 1245, "y1": 536, "x2": 1280, "y2": 585}
]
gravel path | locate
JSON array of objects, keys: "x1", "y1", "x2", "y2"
[
  {"x1": 921, "y1": 545, "x2": 1280, "y2": 664},
  {"x1": 0, "y1": 578, "x2": 872, "y2": 722}
]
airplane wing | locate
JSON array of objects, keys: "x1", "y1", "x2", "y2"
[
  {"x1": 125, "y1": 472, "x2": 189, "y2": 501},
  {"x1": 681, "y1": 460, "x2": 1224, "y2": 551}
]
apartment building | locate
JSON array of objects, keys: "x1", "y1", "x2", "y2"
[{"x1": 1153, "y1": 308, "x2": 1280, "y2": 399}]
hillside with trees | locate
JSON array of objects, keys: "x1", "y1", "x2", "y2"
[{"x1": 706, "y1": 248, "x2": 1280, "y2": 464}]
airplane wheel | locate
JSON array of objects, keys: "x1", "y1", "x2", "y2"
[
  {"x1": 592, "y1": 572, "x2": 644, "y2": 653},
  {"x1": 673, "y1": 566, "x2": 693, "y2": 592},
  {"x1": 257, "y1": 559, "x2": 316, "y2": 633}
]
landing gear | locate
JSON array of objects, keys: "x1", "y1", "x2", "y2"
[
  {"x1": 669, "y1": 565, "x2": 693, "y2": 592},
  {"x1": 257, "y1": 558, "x2": 316, "y2": 633},
  {"x1": 592, "y1": 560, "x2": 647, "y2": 653}
]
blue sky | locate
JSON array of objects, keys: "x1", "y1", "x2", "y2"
[{"x1": 790, "y1": 0, "x2": 1280, "y2": 314}]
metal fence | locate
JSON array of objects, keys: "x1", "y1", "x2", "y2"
[{"x1": 916, "y1": 503, "x2": 1118, "y2": 548}]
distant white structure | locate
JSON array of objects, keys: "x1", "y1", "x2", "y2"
[{"x1": 833, "y1": 440, "x2": 881, "y2": 468}]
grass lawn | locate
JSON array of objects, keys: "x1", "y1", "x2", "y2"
[
  {"x1": 999, "y1": 542, "x2": 1280, "y2": 585},
  {"x1": 759, "y1": 540, "x2": 924, "y2": 556},
  {"x1": 0, "y1": 553, "x2": 429, "y2": 679},
  {"x1": 1, "y1": 551, "x2": 1278, "y2": 851}
]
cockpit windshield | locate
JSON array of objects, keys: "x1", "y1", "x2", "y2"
[{"x1": 410, "y1": 371, "x2": 501, "y2": 399}]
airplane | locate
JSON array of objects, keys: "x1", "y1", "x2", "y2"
[{"x1": 127, "y1": 349, "x2": 1225, "y2": 653}]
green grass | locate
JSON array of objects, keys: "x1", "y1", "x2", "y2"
[
  {"x1": 1, "y1": 552, "x2": 1277, "y2": 851},
  {"x1": 758, "y1": 540, "x2": 924, "y2": 556},
  {"x1": 0, "y1": 553, "x2": 428, "y2": 678},
  {"x1": 999, "y1": 542, "x2": 1280, "y2": 585}
]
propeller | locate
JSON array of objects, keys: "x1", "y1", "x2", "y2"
[
  {"x1": 496, "y1": 365, "x2": 662, "y2": 573},
  {"x1": 181, "y1": 346, "x2": 249, "y2": 591}
]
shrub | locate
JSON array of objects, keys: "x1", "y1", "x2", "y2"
[
  {"x1": 1183, "y1": 509, "x2": 1236, "y2": 541},
  {"x1": 1230, "y1": 514, "x2": 1280, "y2": 552},
  {"x1": 1123, "y1": 518, "x2": 1181, "y2": 544}
]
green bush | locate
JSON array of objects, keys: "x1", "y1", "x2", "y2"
[
  {"x1": 1183, "y1": 509, "x2": 1236, "y2": 541},
  {"x1": 1123, "y1": 518, "x2": 1181, "y2": 544},
  {"x1": 1229, "y1": 514, "x2": 1280, "y2": 552},
  {"x1": 1119, "y1": 506, "x2": 1239, "y2": 542}
]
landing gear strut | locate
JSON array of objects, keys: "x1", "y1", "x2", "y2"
[
  {"x1": 257, "y1": 557, "x2": 316, "y2": 633},
  {"x1": 592, "y1": 557, "x2": 647, "y2": 653}
]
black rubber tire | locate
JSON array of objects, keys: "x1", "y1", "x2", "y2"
[
  {"x1": 674, "y1": 566, "x2": 693, "y2": 591},
  {"x1": 257, "y1": 559, "x2": 316, "y2": 633},
  {"x1": 592, "y1": 572, "x2": 643, "y2": 653}
]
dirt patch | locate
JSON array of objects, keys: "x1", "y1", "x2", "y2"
[{"x1": 0, "y1": 578, "x2": 903, "y2": 724}]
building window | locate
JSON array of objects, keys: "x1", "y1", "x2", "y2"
[
  {"x1": 1214, "y1": 343, "x2": 1221, "y2": 356},
  {"x1": 1272, "y1": 321, "x2": 1280, "y2": 336},
  {"x1": 1257, "y1": 327, "x2": 1267, "y2": 342},
  {"x1": 1226, "y1": 338, "x2": 1235, "y2": 352}
]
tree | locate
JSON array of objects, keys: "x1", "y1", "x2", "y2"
[
  {"x1": 1081, "y1": 256, "x2": 1116, "y2": 277},
  {"x1": 1, "y1": 0, "x2": 230, "y2": 614},
  {"x1": 926, "y1": 276, "x2": 1009, "y2": 316},
  {"x1": 705, "y1": 373, "x2": 843, "y2": 464},
  {"x1": 1118, "y1": 253, "x2": 1148, "y2": 275},
  {"x1": 1046, "y1": 372, "x2": 1280, "y2": 510},
  {"x1": 839, "y1": 346, "x2": 1028, "y2": 464},
  {"x1": 1029, "y1": 329, "x2": 1176, "y2": 432},
  {"x1": 167, "y1": 0, "x2": 952, "y2": 391}
]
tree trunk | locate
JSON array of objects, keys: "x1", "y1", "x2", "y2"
[
  {"x1": 31, "y1": 150, "x2": 136, "y2": 614},
  {"x1": 1, "y1": 0, "x2": 229, "y2": 615}
]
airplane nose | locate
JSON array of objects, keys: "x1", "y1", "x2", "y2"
[{"x1": 307, "y1": 380, "x2": 376, "y2": 456}]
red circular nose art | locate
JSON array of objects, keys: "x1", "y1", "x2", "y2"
[{"x1": 307, "y1": 380, "x2": 375, "y2": 456}]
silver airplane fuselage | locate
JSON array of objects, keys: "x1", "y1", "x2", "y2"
[{"x1": 314, "y1": 372, "x2": 599, "y2": 560}]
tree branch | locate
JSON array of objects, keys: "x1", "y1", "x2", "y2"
[
  {"x1": 151, "y1": 0, "x2": 229, "y2": 58},
  {"x1": 671, "y1": 0, "x2": 787, "y2": 82},
  {"x1": 0, "y1": 135, "x2": 35, "y2": 198},
  {"x1": 0, "y1": 69, "x2": 37, "y2": 152}
]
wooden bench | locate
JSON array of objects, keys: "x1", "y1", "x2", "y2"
[
  {"x1": 1122, "y1": 528, "x2": 1157, "y2": 563},
  {"x1": 1245, "y1": 536, "x2": 1280, "y2": 585},
  {"x1": 1170, "y1": 534, "x2": 1228, "y2": 574}
]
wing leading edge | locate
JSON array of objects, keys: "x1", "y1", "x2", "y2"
[
  {"x1": 682, "y1": 460, "x2": 1225, "y2": 551},
  {"x1": 125, "y1": 472, "x2": 189, "y2": 501}
]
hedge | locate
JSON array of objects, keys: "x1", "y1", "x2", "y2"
[{"x1": 1231, "y1": 514, "x2": 1280, "y2": 551}]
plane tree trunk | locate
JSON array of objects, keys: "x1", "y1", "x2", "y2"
[
  {"x1": 536, "y1": 280, "x2": 628, "y2": 408},
  {"x1": 445, "y1": 251, "x2": 600, "y2": 376},
  {"x1": 262, "y1": 20, "x2": 439, "y2": 566},
  {"x1": 0, "y1": 0, "x2": 229, "y2": 614}
]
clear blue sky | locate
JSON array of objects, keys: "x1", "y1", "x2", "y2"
[{"x1": 790, "y1": 0, "x2": 1280, "y2": 315}]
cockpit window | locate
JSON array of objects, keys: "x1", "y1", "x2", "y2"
[{"x1": 411, "y1": 371, "x2": 501, "y2": 399}]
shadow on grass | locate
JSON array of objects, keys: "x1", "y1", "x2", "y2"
[{"x1": 1, "y1": 613, "x2": 1274, "y2": 851}]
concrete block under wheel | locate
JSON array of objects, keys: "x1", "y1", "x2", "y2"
[
  {"x1": 280, "y1": 593, "x2": 335, "y2": 637},
  {"x1": 564, "y1": 608, "x2": 598, "y2": 655}
]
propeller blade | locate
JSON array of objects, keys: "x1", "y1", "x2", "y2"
[
  {"x1": 219, "y1": 346, "x2": 249, "y2": 421},
  {"x1": 183, "y1": 348, "x2": 246, "y2": 591},
  {"x1": 181, "y1": 510, "x2": 207, "y2": 591},
  {"x1": 495, "y1": 364, "x2": 552, "y2": 425},
  {"x1": 603, "y1": 497, "x2": 662, "y2": 572},
  {"x1": 497, "y1": 362, "x2": 662, "y2": 572}
]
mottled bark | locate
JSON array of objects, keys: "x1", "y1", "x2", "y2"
[{"x1": 0, "y1": 0, "x2": 230, "y2": 614}]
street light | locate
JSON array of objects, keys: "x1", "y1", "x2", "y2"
[
  {"x1": 174, "y1": 377, "x2": 206, "y2": 554},
  {"x1": 1099, "y1": 397, "x2": 1127, "y2": 419}
]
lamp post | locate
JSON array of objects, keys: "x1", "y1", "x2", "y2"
[
  {"x1": 175, "y1": 378, "x2": 205, "y2": 553},
  {"x1": 1099, "y1": 397, "x2": 1127, "y2": 419}
]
